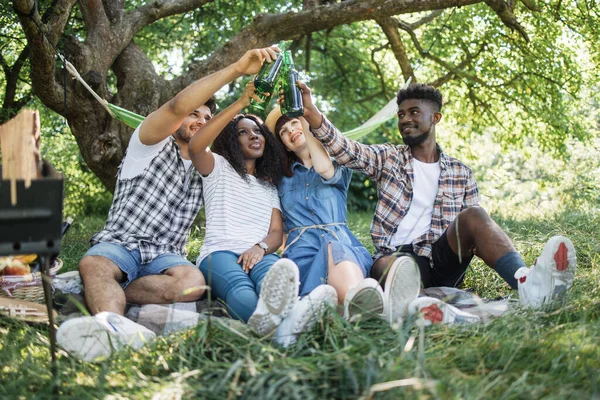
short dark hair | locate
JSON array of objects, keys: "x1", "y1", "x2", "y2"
[
  {"x1": 396, "y1": 83, "x2": 442, "y2": 112},
  {"x1": 204, "y1": 97, "x2": 217, "y2": 115}
]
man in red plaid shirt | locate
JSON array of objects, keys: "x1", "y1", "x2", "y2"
[{"x1": 297, "y1": 81, "x2": 576, "y2": 325}]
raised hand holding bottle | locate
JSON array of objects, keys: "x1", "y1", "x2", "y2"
[
  {"x1": 250, "y1": 42, "x2": 286, "y2": 111},
  {"x1": 280, "y1": 51, "x2": 304, "y2": 117}
]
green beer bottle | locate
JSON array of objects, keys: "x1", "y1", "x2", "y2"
[
  {"x1": 280, "y1": 50, "x2": 303, "y2": 117},
  {"x1": 250, "y1": 42, "x2": 286, "y2": 112}
]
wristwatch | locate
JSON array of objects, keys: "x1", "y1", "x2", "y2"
[{"x1": 256, "y1": 241, "x2": 268, "y2": 254}]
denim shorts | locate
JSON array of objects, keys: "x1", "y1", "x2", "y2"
[{"x1": 84, "y1": 242, "x2": 196, "y2": 288}]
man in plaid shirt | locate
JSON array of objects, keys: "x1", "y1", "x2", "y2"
[
  {"x1": 57, "y1": 46, "x2": 282, "y2": 361},
  {"x1": 298, "y1": 82, "x2": 576, "y2": 325}
]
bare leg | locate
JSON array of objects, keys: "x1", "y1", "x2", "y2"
[
  {"x1": 446, "y1": 206, "x2": 516, "y2": 268},
  {"x1": 124, "y1": 265, "x2": 206, "y2": 304},
  {"x1": 79, "y1": 255, "x2": 127, "y2": 315},
  {"x1": 326, "y1": 244, "x2": 364, "y2": 304}
]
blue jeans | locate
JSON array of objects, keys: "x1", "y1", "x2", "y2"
[{"x1": 199, "y1": 251, "x2": 280, "y2": 322}]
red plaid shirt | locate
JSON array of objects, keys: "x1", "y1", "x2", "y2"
[{"x1": 312, "y1": 116, "x2": 479, "y2": 262}]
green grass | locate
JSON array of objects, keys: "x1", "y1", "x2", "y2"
[{"x1": 1, "y1": 210, "x2": 599, "y2": 399}]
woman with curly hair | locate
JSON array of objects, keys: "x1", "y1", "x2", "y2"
[{"x1": 189, "y1": 82, "x2": 335, "y2": 340}]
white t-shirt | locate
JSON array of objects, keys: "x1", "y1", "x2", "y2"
[
  {"x1": 197, "y1": 153, "x2": 281, "y2": 265},
  {"x1": 120, "y1": 128, "x2": 192, "y2": 179},
  {"x1": 391, "y1": 158, "x2": 441, "y2": 246}
]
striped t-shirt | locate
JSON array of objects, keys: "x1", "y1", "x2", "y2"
[{"x1": 196, "y1": 153, "x2": 281, "y2": 265}]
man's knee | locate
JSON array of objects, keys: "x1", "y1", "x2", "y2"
[
  {"x1": 79, "y1": 255, "x2": 123, "y2": 282},
  {"x1": 460, "y1": 205, "x2": 489, "y2": 219},
  {"x1": 185, "y1": 267, "x2": 206, "y2": 293},
  {"x1": 166, "y1": 265, "x2": 206, "y2": 300},
  {"x1": 371, "y1": 255, "x2": 394, "y2": 282},
  {"x1": 458, "y1": 206, "x2": 493, "y2": 230}
]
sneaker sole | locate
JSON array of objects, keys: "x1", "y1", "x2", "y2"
[
  {"x1": 545, "y1": 237, "x2": 577, "y2": 300},
  {"x1": 248, "y1": 260, "x2": 299, "y2": 336},
  {"x1": 263, "y1": 261, "x2": 299, "y2": 315},
  {"x1": 346, "y1": 287, "x2": 385, "y2": 321},
  {"x1": 385, "y1": 256, "x2": 421, "y2": 324}
]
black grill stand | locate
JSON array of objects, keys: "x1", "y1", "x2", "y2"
[{"x1": 0, "y1": 164, "x2": 64, "y2": 392}]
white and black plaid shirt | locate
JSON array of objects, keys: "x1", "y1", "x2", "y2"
[{"x1": 91, "y1": 137, "x2": 203, "y2": 264}]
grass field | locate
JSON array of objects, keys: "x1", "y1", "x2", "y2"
[{"x1": 1, "y1": 210, "x2": 599, "y2": 399}]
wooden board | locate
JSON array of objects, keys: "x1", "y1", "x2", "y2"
[
  {"x1": 0, "y1": 296, "x2": 57, "y2": 324},
  {"x1": 0, "y1": 109, "x2": 41, "y2": 205}
]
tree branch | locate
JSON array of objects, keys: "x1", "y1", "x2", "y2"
[
  {"x1": 430, "y1": 71, "x2": 455, "y2": 87},
  {"x1": 305, "y1": 33, "x2": 312, "y2": 71},
  {"x1": 406, "y1": 9, "x2": 444, "y2": 29},
  {"x1": 377, "y1": 17, "x2": 415, "y2": 83},
  {"x1": 45, "y1": 0, "x2": 78, "y2": 44},
  {"x1": 397, "y1": 19, "x2": 487, "y2": 86},
  {"x1": 12, "y1": 0, "x2": 65, "y2": 112},
  {"x1": 0, "y1": 54, "x2": 11, "y2": 76},
  {"x1": 357, "y1": 90, "x2": 385, "y2": 104},
  {"x1": 12, "y1": 91, "x2": 34, "y2": 110},
  {"x1": 519, "y1": 0, "x2": 542, "y2": 12},
  {"x1": 125, "y1": 0, "x2": 215, "y2": 35},
  {"x1": 78, "y1": 0, "x2": 109, "y2": 37},
  {"x1": 170, "y1": 0, "x2": 485, "y2": 95},
  {"x1": 1, "y1": 45, "x2": 30, "y2": 111},
  {"x1": 371, "y1": 44, "x2": 389, "y2": 98},
  {"x1": 313, "y1": 46, "x2": 351, "y2": 86},
  {"x1": 485, "y1": 0, "x2": 530, "y2": 42},
  {"x1": 0, "y1": 33, "x2": 28, "y2": 43},
  {"x1": 103, "y1": 0, "x2": 124, "y2": 22},
  {"x1": 430, "y1": 37, "x2": 489, "y2": 87},
  {"x1": 11, "y1": 44, "x2": 29, "y2": 74}
]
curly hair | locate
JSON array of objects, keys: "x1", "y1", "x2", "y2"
[
  {"x1": 211, "y1": 114, "x2": 283, "y2": 186},
  {"x1": 272, "y1": 115, "x2": 302, "y2": 178},
  {"x1": 396, "y1": 83, "x2": 443, "y2": 112}
]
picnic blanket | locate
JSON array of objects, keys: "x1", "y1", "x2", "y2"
[
  {"x1": 422, "y1": 286, "x2": 512, "y2": 320},
  {"x1": 53, "y1": 271, "x2": 513, "y2": 336}
]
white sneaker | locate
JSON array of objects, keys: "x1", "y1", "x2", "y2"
[
  {"x1": 408, "y1": 297, "x2": 481, "y2": 326},
  {"x1": 384, "y1": 255, "x2": 421, "y2": 325},
  {"x1": 515, "y1": 235, "x2": 577, "y2": 308},
  {"x1": 248, "y1": 258, "x2": 300, "y2": 336},
  {"x1": 343, "y1": 278, "x2": 385, "y2": 321},
  {"x1": 274, "y1": 284, "x2": 338, "y2": 348},
  {"x1": 56, "y1": 311, "x2": 156, "y2": 362}
]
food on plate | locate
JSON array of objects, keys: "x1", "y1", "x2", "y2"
[{"x1": 0, "y1": 257, "x2": 32, "y2": 276}]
